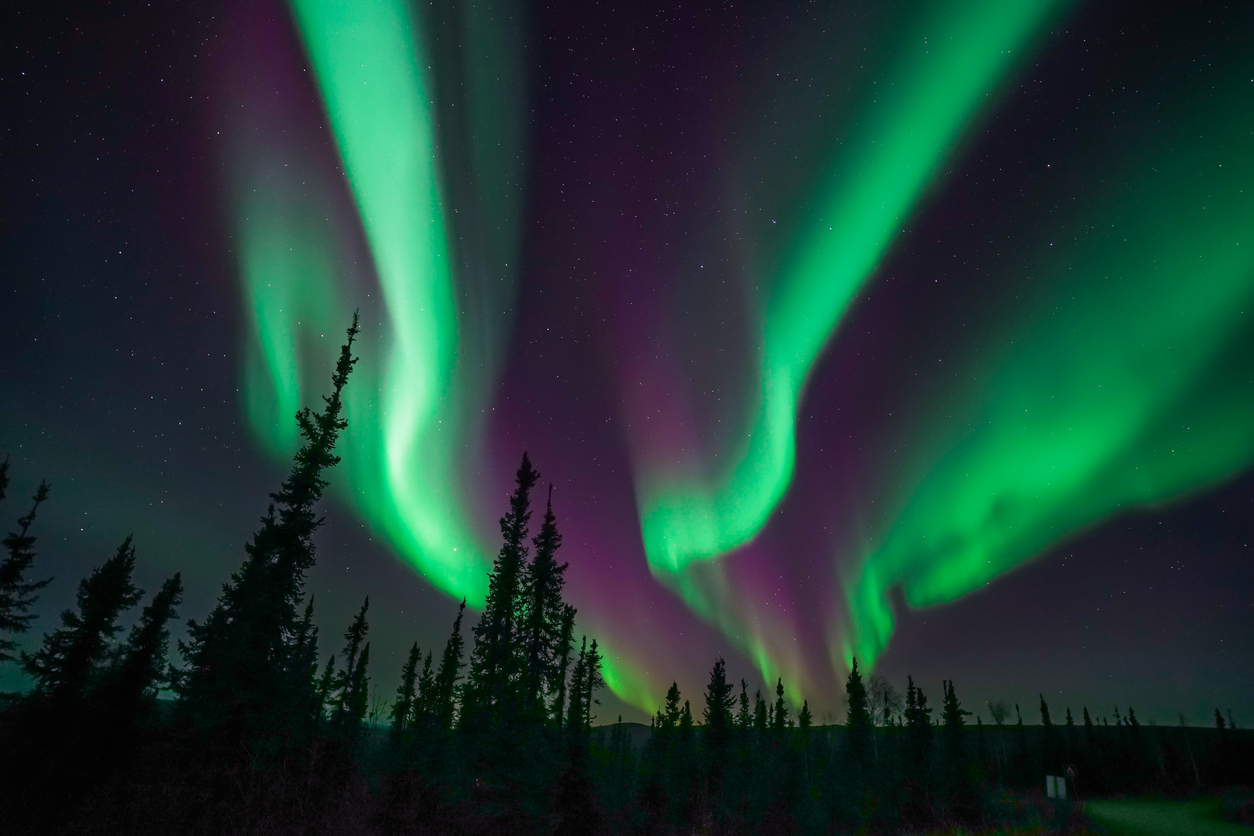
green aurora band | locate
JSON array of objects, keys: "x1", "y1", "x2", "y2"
[
  {"x1": 238, "y1": 0, "x2": 528, "y2": 608},
  {"x1": 842, "y1": 66, "x2": 1254, "y2": 667},
  {"x1": 230, "y1": 0, "x2": 1254, "y2": 710},
  {"x1": 638, "y1": 0, "x2": 1074, "y2": 575}
]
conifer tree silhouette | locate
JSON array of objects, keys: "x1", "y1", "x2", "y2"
[
  {"x1": 520, "y1": 484, "x2": 567, "y2": 717},
  {"x1": 22, "y1": 537, "x2": 142, "y2": 702},
  {"x1": 941, "y1": 680, "x2": 970, "y2": 756},
  {"x1": 434, "y1": 599, "x2": 466, "y2": 732},
  {"x1": 463, "y1": 453, "x2": 538, "y2": 724},
  {"x1": 566, "y1": 636, "x2": 589, "y2": 734},
  {"x1": 414, "y1": 649, "x2": 435, "y2": 723},
  {"x1": 662, "y1": 681, "x2": 682, "y2": 733},
  {"x1": 94, "y1": 572, "x2": 183, "y2": 730},
  {"x1": 754, "y1": 688, "x2": 768, "y2": 734},
  {"x1": 177, "y1": 314, "x2": 359, "y2": 742},
  {"x1": 582, "y1": 638, "x2": 604, "y2": 729},
  {"x1": 772, "y1": 678, "x2": 789, "y2": 732},
  {"x1": 703, "y1": 657, "x2": 735, "y2": 805},
  {"x1": 343, "y1": 643, "x2": 370, "y2": 732},
  {"x1": 317, "y1": 655, "x2": 337, "y2": 715},
  {"x1": 550, "y1": 603, "x2": 576, "y2": 726},
  {"x1": 0, "y1": 481, "x2": 52, "y2": 663},
  {"x1": 798, "y1": 699, "x2": 812, "y2": 731},
  {"x1": 332, "y1": 597, "x2": 370, "y2": 726},
  {"x1": 736, "y1": 678, "x2": 751, "y2": 731},
  {"x1": 390, "y1": 641, "x2": 422, "y2": 737},
  {"x1": 844, "y1": 658, "x2": 872, "y2": 770}
]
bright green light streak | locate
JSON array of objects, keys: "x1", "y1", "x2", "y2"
[
  {"x1": 843, "y1": 88, "x2": 1254, "y2": 665},
  {"x1": 284, "y1": 0, "x2": 489, "y2": 603},
  {"x1": 599, "y1": 643, "x2": 660, "y2": 716},
  {"x1": 640, "y1": 0, "x2": 1073, "y2": 574},
  {"x1": 237, "y1": 181, "x2": 340, "y2": 456}
]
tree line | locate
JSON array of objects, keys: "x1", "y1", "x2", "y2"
[{"x1": 0, "y1": 315, "x2": 1247, "y2": 835}]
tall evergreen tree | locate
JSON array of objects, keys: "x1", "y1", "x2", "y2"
[
  {"x1": 940, "y1": 680, "x2": 971, "y2": 781},
  {"x1": 582, "y1": 638, "x2": 604, "y2": 729},
  {"x1": 332, "y1": 597, "x2": 370, "y2": 722},
  {"x1": 566, "y1": 636, "x2": 589, "y2": 734},
  {"x1": 942, "y1": 681, "x2": 970, "y2": 749},
  {"x1": 23, "y1": 537, "x2": 143, "y2": 702},
  {"x1": 415, "y1": 650, "x2": 435, "y2": 722},
  {"x1": 736, "y1": 679, "x2": 752, "y2": 731},
  {"x1": 290, "y1": 596, "x2": 322, "y2": 723},
  {"x1": 177, "y1": 315, "x2": 359, "y2": 740},
  {"x1": 94, "y1": 573, "x2": 183, "y2": 727},
  {"x1": 772, "y1": 678, "x2": 789, "y2": 732},
  {"x1": 754, "y1": 689, "x2": 768, "y2": 735},
  {"x1": 463, "y1": 453, "x2": 539, "y2": 722},
  {"x1": 1040, "y1": 694, "x2": 1059, "y2": 772},
  {"x1": 520, "y1": 484, "x2": 567, "y2": 716},
  {"x1": 0, "y1": 481, "x2": 52, "y2": 663},
  {"x1": 317, "y1": 656, "x2": 337, "y2": 715},
  {"x1": 434, "y1": 600, "x2": 466, "y2": 731},
  {"x1": 703, "y1": 657, "x2": 736, "y2": 799},
  {"x1": 661, "y1": 681, "x2": 682, "y2": 734},
  {"x1": 342, "y1": 643, "x2": 370, "y2": 730},
  {"x1": 390, "y1": 641, "x2": 422, "y2": 737},
  {"x1": 702, "y1": 658, "x2": 735, "y2": 747},
  {"x1": 550, "y1": 603, "x2": 577, "y2": 726},
  {"x1": 844, "y1": 658, "x2": 873, "y2": 770},
  {"x1": 904, "y1": 677, "x2": 934, "y2": 775}
]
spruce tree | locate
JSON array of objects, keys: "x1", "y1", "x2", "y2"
[
  {"x1": 390, "y1": 641, "x2": 422, "y2": 737},
  {"x1": 286, "y1": 596, "x2": 322, "y2": 726},
  {"x1": 703, "y1": 658, "x2": 735, "y2": 743},
  {"x1": 23, "y1": 537, "x2": 143, "y2": 701},
  {"x1": 754, "y1": 689, "x2": 767, "y2": 735},
  {"x1": 844, "y1": 658, "x2": 873, "y2": 769},
  {"x1": 942, "y1": 681, "x2": 970, "y2": 747},
  {"x1": 772, "y1": 678, "x2": 789, "y2": 732},
  {"x1": 434, "y1": 600, "x2": 466, "y2": 731},
  {"x1": 520, "y1": 484, "x2": 567, "y2": 716},
  {"x1": 736, "y1": 679, "x2": 752, "y2": 731},
  {"x1": 463, "y1": 453, "x2": 539, "y2": 722},
  {"x1": 93, "y1": 573, "x2": 183, "y2": 729},
  {"x1": 582, "y1": 638, "x2": 604, "y2": 729},
  {"x1": 941, "y1": 680, "x2": 971, "y2": 783},
  {"x1": 332, "y1": 597, "x2": 370, "y2": 722},
  {"x1": 415, "y1": 650, "x2": 435, "y2": 722},
  {"x1": 177, "y1": 314, "x2": 359, "y2": 741},
  {"x1": 798, "y1": 699, "x2": 812, "y2": 732},
  {"x1": 343, "y1": 643, "x2": 370, "y2": 730},
  {"x1": 0, "y1": 481, "x2": 52, "y2": 663},
  {"x1": 904, "y1": 677, "x2": 934, "y2": 776},
  {"x1": 566, "y1": 636, "x2": 589, "y2": 734},
  {"x1": 662, "y1": 681, "x2": 682, "y2": 733},
  {"x1": 550, "y1": 603, "x2": 576, "y2": 726},
  {"x1": 1040, "y1": 694, "x2": 1059, "y2": 772},
  {"x1": 702, "y1": 657, "x2": 736, "y2": 796},
  {"x1": 317, "y1": 656, "x2": 337, "y2": 716}
]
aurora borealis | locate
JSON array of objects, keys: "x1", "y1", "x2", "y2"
[{"x1": 3, "y1": 0, "x2": 1252, "y2": 722}]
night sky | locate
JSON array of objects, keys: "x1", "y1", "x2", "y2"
[{"x1": 3, "y1": 0, "x2": 1252, "y2": 726}]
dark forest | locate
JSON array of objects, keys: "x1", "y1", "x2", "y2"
[{"x1": 1, "y1": 320, "x2": 1250, "y2": 836}]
